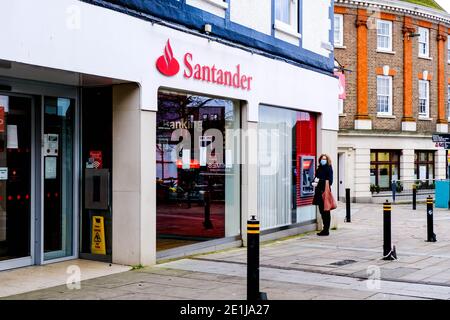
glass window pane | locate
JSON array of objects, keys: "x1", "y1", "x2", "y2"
[
  {"x1": 370, "y1": 165, "x2": 376, "y2": 185},
  {"x1": 378, "y1": 164, "x2": 390, "y2": 188},
  {"x1": 391, "y1": 152, "x2": 399, "y2": 162},
  {"x1": 0, "y1": 96, "x2": 32, "y2": 262},
  {"x1": 371, "y1": 152, "x2": 376, "y2": 162},
  {"x1": 43, "y1": 97, "x2": 75, "y2": 260},
  {"x1": 156, "y1": 91, "x2": 240, "y2": 250},
  {"x1": 419, "y1": 152, "x2": 426, "y2": 162},
  {"x1": 275, "y1": 0, "x2": 290, "y2": 24},
  {"x1": 378, "y1": 152, "x2": 390, "y2": 162}
]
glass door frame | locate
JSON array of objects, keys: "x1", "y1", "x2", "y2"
[
  {"x1": 0, "y1": 77, "x2": 80, "y2": 267},
  {"x1": 39, "y1": 89, "x2": 80, "y2": 265},
  {"x1": 0, "y1": 91, "x2": 35, "y2": 271}
]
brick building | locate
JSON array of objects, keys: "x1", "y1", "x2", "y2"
[{"x1": 334, "y1": 0, "x2": 450, "y2": 202}]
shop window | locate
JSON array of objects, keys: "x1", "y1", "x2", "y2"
[
  {"x1": 377, "y1": 20, "x2": 392, "y2": 52},
  {"x1": 370, "y1": 150, "x2": 400, "y2": 190},
  {"x1": 156, "y1": 91, "x2": 240, "y2": 251},
  {"x1": 419, "y1": 80, "x2": 430, "y2": 118},
  {"x1": 258, "y1": 106, "x2": 316, "y2": 230},
  {"x1": 415, "y1": 151, "x2": 434, "y2": 183},
  {"x1": 334, "y1": 14, "x2": 344, "y2": 47}
]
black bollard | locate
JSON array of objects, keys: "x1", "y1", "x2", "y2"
[
  {"x1": 383, "y1": 200, "x2": 397, "y2": 260},
  {"x1": 345, "y1": 188, "x2": 351, "y2": 223},
  {"x1": 412, "y1": 184, "x2": 416, "y2": 211},
  {"x1": 247, "y1": 215, "x2": 267, "y2": 301},
  {"x1": 426, "y1": 196, "x2": 437, "y2": 242}
]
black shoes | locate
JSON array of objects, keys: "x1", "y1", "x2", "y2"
[{"x1": 317, "y1": 230, "x2": 329, "y2": 236}]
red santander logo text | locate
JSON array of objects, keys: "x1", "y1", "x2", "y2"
[{"x1": 156, "y1": 39, "x2": 253, "y2": 91}]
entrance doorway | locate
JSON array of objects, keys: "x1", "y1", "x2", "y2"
[
  {"x1": 338, "y1": 152, "x2": 345, "y2": 201},
  {"x1": 0, "y1": 87, "x2": 78, "y2": 271},
  {"x1": 0, "y1": 95, "x2": 33, "y2": 269}
]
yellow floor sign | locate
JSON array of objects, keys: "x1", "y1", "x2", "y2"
[{"x1": 91, "y1": 216, "x2": 106, "y2": 255}]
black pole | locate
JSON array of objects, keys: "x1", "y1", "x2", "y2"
[
  {"x1": 203, "y1": 190, "x2": 213, "y2": 229},
  {"x1": 412, "y1": 184, "x2": 416, "y2": 211},
  {"x1": 383, "y1": 200, "x2": 396, "y2": 260},
  {"x1": 426, "y1": 196, "x2": 436, "y2": 242},
  {"x1": 345, "y1": 188, "x2": 351, "y2": 223},
  {"x1": 247, "y1": 215, "x2": 267, "y2": 301}
]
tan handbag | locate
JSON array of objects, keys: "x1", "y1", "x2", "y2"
[{"x1": 322, "y1": 180, "x2": 337, "y2": 211}]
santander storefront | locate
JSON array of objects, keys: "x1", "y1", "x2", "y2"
[
  {"x1": 156, "y1": 40, "x2": 253, "y2": 91},
  {"x1": 155, "y1": 39, "x2": 245, "y2": 251}
]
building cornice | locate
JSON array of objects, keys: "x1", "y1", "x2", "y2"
[{"x1": 335, "y1": 0, "x2": 450, "y2": 25}]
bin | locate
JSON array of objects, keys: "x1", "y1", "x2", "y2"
[{"x1": 435, "y1": 180, "x2": 450, "y2": 208}]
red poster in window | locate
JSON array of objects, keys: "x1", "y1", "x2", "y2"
[
  {"x1": 0, "y1": 107, "x2": 4, "y2": 133},
  {"x1": 89, "y1": 150, "x2": 103, "y2": 169}
]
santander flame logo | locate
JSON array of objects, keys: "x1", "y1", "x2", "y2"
[{"x1": 156, "y1": 40, "x2": 180, "y2": 76}]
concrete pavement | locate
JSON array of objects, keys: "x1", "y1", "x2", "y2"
[{"x1": 4, "y1": 201, "x2": 450, "y2": 300}]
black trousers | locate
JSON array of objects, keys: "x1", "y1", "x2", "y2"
[{"x1": 318, "y1": 203, "x2": 331, "y2": 232}]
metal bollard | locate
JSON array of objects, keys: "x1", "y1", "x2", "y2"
[
  {"x1": 383, "y1": 200, "x2": 397, "y2": 261},
  {"x1": 247, "y1": 215, "x2": 267, "y2": 301},
  {"x1": 345, "y1": 188, "x2": 351, "y2": 223},
  {"x1": 412, "y1": 184, "x2": 416, "y2": 210},
  {"x1": 426, "y1": 196, "x2": 437, "y2": 242}
]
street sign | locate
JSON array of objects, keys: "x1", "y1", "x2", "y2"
[
  {"x1": 432, "y1": 134, "x2": 450, "y2": 143},
  {"x1": 434, "y1": 142, "x2": 450, "y2": 149}
]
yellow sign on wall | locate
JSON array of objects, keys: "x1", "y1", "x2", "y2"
[{"x1": 91, "y1": 216, "x2": 106, "y2": 255}]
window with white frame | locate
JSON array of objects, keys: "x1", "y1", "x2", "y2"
[
  {"x1": 338, "y1": 99, "x2": 344, "y2": 114},
  {"x1": 418, "y1": 27, "x2": 430, "y2": 58},
  {"x1": 334, "y1": 14, "x2": 344, "y2": 47},
  {"x1": 275, "y1": 0, "x2": 291, "y2": 24},
  {"x1": 377, "y1": 76, "x2": 393, "y2": 115},
  {"x1": 448, "y1": 85, "x2": 450, "y2": 120},
  {"x1": 448, "y1": 40, "x2": 450, "y2": 63},
  {"x1": 419, "y1": 80, "x2": 430, "y2": 117},
  {"x1": 377, "y1": 20, "x2": 392, "y2": 52}
]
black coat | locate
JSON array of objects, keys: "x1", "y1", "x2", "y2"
[{"x1": 312, "y1": 164, "x2": 333, "y2": 206}]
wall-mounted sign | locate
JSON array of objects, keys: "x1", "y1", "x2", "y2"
[
  {"x1": 335, "y1": 72, "x2": 346, "y2": 100},
  {"x1": 156, "y1": 39, "x2": 253, "y2": 91},
  {"x1": 0, "y1": 168, "x2": 7, "y2": 180},
  {"x1": 45, "y1": 156, "x2": 57, "y2": 179},
  {"x1": 432, "y1": 134, "x2": 450, "y2": 143},
  {"x1": 44, "y1": 134, "x2": 59, "y2": 156},
  {"x1": 7, "y1": 125, "x2": 18, "y2": 149},
  {"x1": 89, "y1": 150, "x2": 103, "y2": 169}
]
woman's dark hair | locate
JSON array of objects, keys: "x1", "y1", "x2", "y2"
[{"x1": 318, "y1": 154, "x2": 332, "y2": 166}]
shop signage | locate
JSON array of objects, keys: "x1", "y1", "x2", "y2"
[
  {"x1": 156, "y1": 39, "x2": 253, "y2": 91},
  {"x1": 335, "y1": 72, "x2": 346, "y2": 99}
]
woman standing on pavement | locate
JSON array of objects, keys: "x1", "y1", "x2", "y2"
[{"x1": 312, "y1": 154, "x2": 334, "y2": 236}]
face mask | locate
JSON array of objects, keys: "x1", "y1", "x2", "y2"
[{"x1": 320, "y1": 159, "x2": 327, "y2": 166}]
